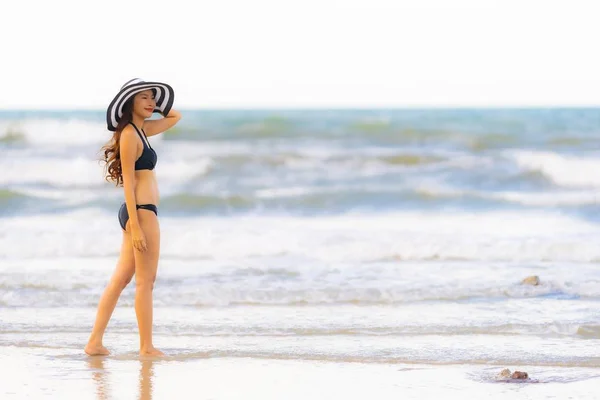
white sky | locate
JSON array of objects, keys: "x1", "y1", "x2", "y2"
[{"x1": 1, "y1": 0, "x2": 600, "y2": 109}]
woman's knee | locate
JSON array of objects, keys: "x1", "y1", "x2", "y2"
[
  {"x1": 135, "y1": 274, "x2": 156, "y2": 290},
  {"x1": 110, "y1": 274, "x2": 133, "y2": 290},
  {"x1": 135, "y1": 281, "x2": 155, "y2": 292}
]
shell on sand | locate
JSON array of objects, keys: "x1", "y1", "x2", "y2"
[
  {"x1": 497, "y1": 368, "x2": 529, "y2": 381},
  {"x1": 498, "y1": 368, "x2": 512, "y2": 378},
  {"x1": 511, "y1": 371, "x2": 528, "y2": 379},
  {"x1": 521, "y1": 275, "x2": 540, "y2": 286}
]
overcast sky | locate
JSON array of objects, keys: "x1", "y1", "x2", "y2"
[{"x1": 1, "y1": 0, "x2": 599, "y2": 109}]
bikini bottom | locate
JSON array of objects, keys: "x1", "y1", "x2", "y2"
[{"x1": 118, "y1": 203, "x2": 158, "y2": 231}]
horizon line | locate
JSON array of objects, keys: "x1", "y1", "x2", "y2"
[{"x1": 1, "y1": 104, "x2": 600, "y2": 112}]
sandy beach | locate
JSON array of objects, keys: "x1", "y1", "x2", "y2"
[{"x1": 2, "y1": 345, "x2": 600, "y2": 399}]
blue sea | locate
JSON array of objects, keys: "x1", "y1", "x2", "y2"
[{"x1": 1, "y1": 108, "x2": 600, "y2": 399}]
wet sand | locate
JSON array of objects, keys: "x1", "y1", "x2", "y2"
[{"x1": 1, "y1": 345, "x2": 600, "y2": 400}]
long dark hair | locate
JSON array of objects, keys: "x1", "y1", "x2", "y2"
[{"x1": 101, "y1": 98, "x2": 134, "y2": 186}]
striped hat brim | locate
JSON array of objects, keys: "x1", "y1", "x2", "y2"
[{"x1": 106, "y1": 79, "x2": 175, "y2": 131}]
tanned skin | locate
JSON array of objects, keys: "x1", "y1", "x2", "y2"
[{"x1": 85, "y1": 90, "x2": 181, "y2": 357}]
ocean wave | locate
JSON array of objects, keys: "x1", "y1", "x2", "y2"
[
  {"x1": 410, "y1": 183, "x2": 600, "y2": 207},
  {"x1": 361, "y1": 128, "x2": 521, "y2": 151},
  {"x1": 546, "y1": 136, "x2": 599, "y2": 147},
  {"x1": 2, "y1": 210, "x2": 600, "y2": 262},
  {"x1": 486, "y1": 190, "x2": 600, "y2": 207},
  {"x1": 1, "y1": 110, "x2": 598, "y2": 153},
  {"x1": 0, "y1": 189, "x2": 49, "y2": 215},
  {"x1": 508, "y1": 150, "x2": 600, "y2": 188},
  {"x1": 3, "y1": 151, "x2": 596, "y2": 209},
  {"x1": 160, "y1": 193, "x2": 254, "y2": 211},
  {"x1": 69, "y1": 186, "x2": 593, "y2": 214},
  {"x1": 0, "y1": 118, "x2": 108, "y2": 146},
  {"x1": 376, "y1": 154, "x2": 444, "y2": 165},
  {"x1": 182, "y1": 151, "x2": 444, "y2": 169},
  {"x1": 10, "y1": 178, "x2": 597, "y2": 217},
  {"x1": 0, "y1": 189, "x2": 25, "y2": 201},
  {"x1": 161, "y1": 116, "x2": 294, "y2": 141},
  {"x1": 1, "y1": 274, "x2": 598, "y2": 307},
  {"x1": 0, "y1": 125, "x2": 26, "y2": 143},
  {"x1": 3, "y1": 323, "x2": 600, "y2": 339},
  {"x1": 0, "y1": 156, "x2": 106, "y2": 187},
  {"x1": 162, "y1": 124, "x2": 524, "y2": 152}
]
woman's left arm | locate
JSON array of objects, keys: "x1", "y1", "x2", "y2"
[{"x1": 143, "y1": 109, "x2": 182, "y2": 137}]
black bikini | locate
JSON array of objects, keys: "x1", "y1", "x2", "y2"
[
  {"x1": 118, "y1": 203, "x2": 157, "y2": 231},
  {"x1": 118, "y1": 122, "x2": 158, "y2": 231},
  {"x1": 132, "y1": 122, "x2": 157, "y2": 171}
]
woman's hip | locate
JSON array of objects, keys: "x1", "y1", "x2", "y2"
[{"x1": 118, "y1": 203, "x2": 158, "y2": 231}]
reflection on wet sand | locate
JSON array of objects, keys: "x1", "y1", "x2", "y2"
[
  {"x1": 86, "y1": 356, "x2": 156, "y2": 400},
  {"x1": 86, "y1": 357, "x2": 109, "y2": 400},
  {"x1": 139, "y1": 359, "x2": 155, "y2": 400}
]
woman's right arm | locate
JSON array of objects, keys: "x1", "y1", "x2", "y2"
[{"x1": 120, "y1": 126, "x2": 147, "y2": 252}]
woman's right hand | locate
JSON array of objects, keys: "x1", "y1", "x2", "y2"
[{"x1": 131, "y1": 225, "x2": 147, "y2": 252}]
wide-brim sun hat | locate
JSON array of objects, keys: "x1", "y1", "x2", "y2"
[{"x1": 106, "y1": 78, "x2": 175, "y2": 131}]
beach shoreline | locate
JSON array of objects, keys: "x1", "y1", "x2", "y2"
[{"x1": 1, "y1": 346, "x2": 600, "y2": 400}]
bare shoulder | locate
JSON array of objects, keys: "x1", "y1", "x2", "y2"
[
  {"x1": 119, "y1": 125, "x2": 140, "y2": 154},
  {"x1": 120, "y1": 125, "x2": 139, "y2": 144},
  {"x1": 120, "y1": 124, "x2": 136, "y2": 138}
]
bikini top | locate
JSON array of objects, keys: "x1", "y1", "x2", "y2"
[{"x1": 129, "y1": 122, "x2": 157, "y2": 171}]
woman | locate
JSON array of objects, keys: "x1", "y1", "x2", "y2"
[{"x1": 85, "y1": 78, "x2": 181, "y2": 356}]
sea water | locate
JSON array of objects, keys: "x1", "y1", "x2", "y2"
[{"x1": 1, "y1": 108, "x2": 600, "y2": 398}]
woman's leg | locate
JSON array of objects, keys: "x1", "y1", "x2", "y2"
[
  {"x1": 132, "y1": 208, "x2": 162, "y2": 356},
  {"x1": 85, "y1": 229, "x2": 135, "y2": 355}
]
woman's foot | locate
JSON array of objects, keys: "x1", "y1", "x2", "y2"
[
  {"x1": 85, "y1": 342, "x2": 110, "y2": 356},
  {"x1": 140, "y1": 347, "x2": 165, "y2": 357}
]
